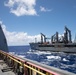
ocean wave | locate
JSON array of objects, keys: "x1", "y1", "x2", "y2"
[
  {"x1": 63, "y1": 58, "x2": 69, "y2": 61},
  {"x1": 46, "y1": 55, "x2": 61, "y2": 60},
  {"x1": 17, "y1": 55, "x2": 25, "y2": 58}
]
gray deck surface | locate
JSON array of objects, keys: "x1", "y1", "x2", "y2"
[{"x1": 0, "y1": 60, "x2": 15, "y2": 75}]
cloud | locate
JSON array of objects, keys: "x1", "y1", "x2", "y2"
[
  {"x1": 40, "y1": 6, "x2": 52, "y2": 12},
  {"x1": 4, "y1": 0, "x2": 37, "y2": 16},
  {"x1": 0, "y1": 20, "x2": 2, "y2": 24},
  {"x1": 0, "y1": 21, "x2": 41, "y2": 46}
]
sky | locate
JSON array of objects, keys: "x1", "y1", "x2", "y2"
[{"x1": 0, "y1": 0, "x2": 76, "y2": 46}]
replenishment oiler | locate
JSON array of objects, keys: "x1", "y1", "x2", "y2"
[
  {"x1": 30, "y1": 26, "x2": 76, "y2": 53},
  {"x1": 0, "y1": 24, "x2": 76, "y2": 75}
]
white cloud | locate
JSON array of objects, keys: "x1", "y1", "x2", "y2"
[
  {"x1": 0, "y1": 21, "x2": 41, "y2": 46},
  {"x1": 0, "y1": 21, "x2": 2, "y2": 24},
  {"x1": 40, "y1": 6, "x2": 52, "y2": 12},
  {"x1": 4, "y1": 0, "x2": 37, "y2": 16}
]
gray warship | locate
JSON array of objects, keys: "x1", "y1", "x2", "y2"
[{"x1": 30, "y1": 26, "x2": 76, "y2": 53}]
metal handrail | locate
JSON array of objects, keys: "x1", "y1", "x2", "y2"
[{"x1": 0, "y1": 50, "x2": 51, "y2": 75}]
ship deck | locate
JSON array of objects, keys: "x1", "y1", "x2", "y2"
[{"x1": 0, "y1": 60, "x2": 15, "y2": 75}]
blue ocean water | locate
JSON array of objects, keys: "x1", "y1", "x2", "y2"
[{"x1": 8, "y1": 46, "x2": 76, "y2": 74}]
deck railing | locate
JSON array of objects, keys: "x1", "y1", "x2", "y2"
[{"x1": 0, "y1": 50, "x2": 75, "y2": 75}]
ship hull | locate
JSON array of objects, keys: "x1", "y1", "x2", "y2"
[
  {"x1": 39, "y1": 47, "x2": 76, "y2": 53},
  {"x1": 30, "y1": 43, "x2": 76, "y2": 53},
  {"x1": 0, "y1": 25, "x2": 8, "y2": 52}
]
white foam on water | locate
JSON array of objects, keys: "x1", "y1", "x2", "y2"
[
  {"x1": 27, "y1": 50, "x2": 52, "y2": 55},
  {"x1": 9, "y1": 52, "x2": 15, "y2": 55},
  {"x1": 17, "y1": 55, "x2": 25, "y2": 58},
  {"x1": 47, "y1": 55, "x2": 61, "y2": 60},
  {"x1": 63, "y1": 58, "x2": 69, "y2": 61},
  {"x1": 9, "y1": 52, "x2": 25, "y2": 58}
]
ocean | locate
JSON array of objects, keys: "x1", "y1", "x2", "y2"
[{"x1": 8, "y1": 45, "x2": 76, "y2": 74}]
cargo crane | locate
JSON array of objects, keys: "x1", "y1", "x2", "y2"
[
  {"x1": 64, "y1": 26, "x2": 72, "y2": 43},
  {"x1": 40, "y1": 33, "x2": 46, "y2": 43},
  {"x1": 40, "y1": 33, "x2": 51, "y2": 44},
  {"x1": 51, "y1": 32, "x2": 59, "y2": 43}
]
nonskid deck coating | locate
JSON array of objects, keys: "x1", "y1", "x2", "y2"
[{"x1": 0, "y1": 60, "x2": 15, "y2": 75}]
